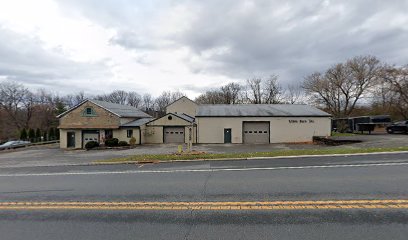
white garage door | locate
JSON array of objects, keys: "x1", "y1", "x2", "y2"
[
  {"x1": 83, "y1": 132, "x2": 99, "y2": 146},
  {"x1": 164, "y1": 127, "x2": 185, "y2": 143},
  {"x1": 243, "y1": 122, "x2": 270, "y2": 143}
]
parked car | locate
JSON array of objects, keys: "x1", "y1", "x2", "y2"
[
  {"x1": 0, "y1": 140, "x2": 31, "y2": 150},
  {"x1": 386, "y1": 120, "x2": 408, "y2": 134}
]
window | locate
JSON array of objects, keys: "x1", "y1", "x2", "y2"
[
  {"x1": 83, "y1": 107, "x2": 96, "y2": 116},
  {"x1": 105, "y1": 130, "x2": 113, "y2": 139},
  {"x1": 127, "y1": 130, "x2": 133, "y2": 138}
]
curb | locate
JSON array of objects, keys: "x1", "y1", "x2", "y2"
[{"x1": 94, "y1": 150, "x2": 408, "y2": 165}]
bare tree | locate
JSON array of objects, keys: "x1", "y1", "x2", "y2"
[
  {"x1": 127, "y1": 92, "x2": 142, "y2": 108},
  {"x1": 285, "y1": 83, "x2": 304, "y2": 104},
  {"x1": 195, "y1": 90, "x2": 225, "y2": 104},
  {"x1": 170, "y1": 91, "x2": 185, "y2": 102},
  {"x1": 22, "y1": 91, "x2": 37, "y2": 129},
  {"x1": 107, "y1": 90, "x2": 128, "y2": 104},
  {"x1": 154, "y1": 92, "x2": 172, "y2": 114},
  {"x1": 221, "y1": 82, "x2": 242, "y2": 104},
  {"x1": 0, "y1": 81, "x2": 29, "y2": 129},
  {"x1": 303, "y1": 56, "x2": 383, "y2": 117},
  {"x1": 382, "y1": 65, "x2": 408, "y2": 118},
  {"x1": 142, "y1": 93, "x2": 154, "y2": 110},
  {"x1": 64, "y1": 91, "x2": 87, "y2": 107},
  {"x1": 263, "y1": 75, "x2": 283, "y2": 104},
  {"x1": 74, "y1": 91, "x2": 86, "y2": 104},
  {"x1": 246, "y1": 78, "x2": 262, "y2": 104},
  {"x1": 154, "y1": 91, "x2": 186, "y2": 115},
  {"x1": 245, "y1": 75, "x2": 283, "y2": 104}
]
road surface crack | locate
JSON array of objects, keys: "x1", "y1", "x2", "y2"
[
  {"x1": 202, "y1": 171, "x2": 212, "y2": 201},
  {"x1": 184, "y1": 209, "x2": 195, "y2": 240}
]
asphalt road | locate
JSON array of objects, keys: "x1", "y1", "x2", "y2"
[{"x1": 1, "y1": 152, "x2": 408, "y2": 239}]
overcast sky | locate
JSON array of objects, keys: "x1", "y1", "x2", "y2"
[{"x1": 0, "y1": 0, "x2": 407, "y2": 97}]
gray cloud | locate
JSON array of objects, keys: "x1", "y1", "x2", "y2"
[
  {"x1": 0, "y1": 26, "x2": 110, "y2": 93},
  {"x1": 3, "y1": 0, "x2": 408, "y2": 96},
  {"x1": 64, "y1": 0, "x2": 408, "y2": 86},
  {"x1": 173, "y1": 0, "x2": 408, "y2": 84},
  {"x1": 109, "y1": 31, "x2": 158, "y2": 50}
]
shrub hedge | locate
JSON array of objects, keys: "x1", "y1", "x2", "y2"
[
  {"x1": 105, "y1": 138, "x2": 119, "y2": 147},
  {"x1": 85, "y1": 141, "x2": 99, "y2": 149},
  {"x1": 118, "y1": 141, "x2": 129, "y2": 147}
]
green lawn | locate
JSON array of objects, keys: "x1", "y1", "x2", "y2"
[
  {"x1": 331, "y1": 131, "x2": 357, "y2": 137},
  {"x1": 94, "y1": 146, "x2": 408, "y2": 164}
]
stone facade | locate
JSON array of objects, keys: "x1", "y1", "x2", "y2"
[
  {"x1": 59, "y1": 101, "x2": 120, "y2": 129},
  {"x1": 58, "y1": 100, "x2": 149, "y2": 149}
]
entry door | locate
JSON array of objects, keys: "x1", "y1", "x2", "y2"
[
  {"x1": 224, "y1": 128, "x2": 232, "y2": 143},
  {"x1": 67, "y1": 132, "x2": 75, "y2": 148}
]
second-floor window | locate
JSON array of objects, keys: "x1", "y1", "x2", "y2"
[{"x1": 83, "y1": 107, "x2": 97, "y2": 116}]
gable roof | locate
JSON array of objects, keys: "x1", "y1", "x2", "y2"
[
  {"x1": 121, "y1": 118, "x2": 154, "y2": 127},
  {"x1": 57, "y1": 99, "x2": 152, "y2": 118},
  {"x1": 146, "y1": 112, "x2": 195, "y2": 125},
  {"x1": 196, "y1": 104, "x2": 331, "y2": 117},
  {"x1": 165, "y1": 96, "x2": 197, "y2": 109},
  {"x1": 174, "y1": 113, "x2": 195, "y2": 122}
]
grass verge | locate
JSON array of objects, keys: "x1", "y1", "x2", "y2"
[
  {"x1": 331, "y1": 131, "x2": 357, "y2": 137},
  {"x1": 94, "y1": 146, "x2": 408, "y2": 164}
]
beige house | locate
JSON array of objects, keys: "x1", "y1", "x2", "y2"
[
  {"x1": 140, "y1": 96, "x2": 198, "y2": 144},
  {"x1": 165, "y1": 96, "x2": 197, "y2": 117},
  {"x1": 57, "y1": 99, "x2": 152, "y2": 149},
  {"x1": 143, "y1": 113, "x2": 196, "y2": 144},
  {"x1": 58, "y1": 96, "x2": 331, "y2": 149}
]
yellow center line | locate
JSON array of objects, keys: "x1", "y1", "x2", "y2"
[{"x1": 0, "y1": 200, "x2": 408, "y2": 210}]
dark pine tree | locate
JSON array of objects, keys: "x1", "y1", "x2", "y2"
[
  {"x1": 20, "y1": 129, "x2": 28, "y2": 140},
  {"x1": 28, "y1": 129, "x2": 35, "y2": 142}
]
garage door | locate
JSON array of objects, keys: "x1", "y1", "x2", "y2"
[
  {"x1": 164, "y1": 127, "x2": 185, "y2": 143},
  {"x1": 243, "y1": 122, "x2": 270, "y2": 143},
  {"x1": 83, "y1": 132, "x2": 99, "y2": 146}
]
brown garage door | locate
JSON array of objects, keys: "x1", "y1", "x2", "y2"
[
  {"x1": 243, "y1": 122, "x2": 270, "y2": 143},
  {"x1": 164, "y1": 127, "x2": 185, "y2": 143}
]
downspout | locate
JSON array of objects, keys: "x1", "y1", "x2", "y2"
[{"x1": 139, "y1": 127, "x2": 142, "y2": 145}]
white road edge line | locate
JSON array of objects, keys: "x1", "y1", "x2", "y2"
[
  {"x1": 0, "y1": 162, "x2": 408, "y2": 177},
  {"x1": 246, "y1": 150, "x2": 408, "y2": 160}
]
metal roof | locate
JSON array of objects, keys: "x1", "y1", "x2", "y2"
[
  {"x1": 175, "y1": 113, "x2": 195, "y2": 123},
  {"x1": 57, "y1": 99, "x2": 152, "y2": 118},
  {"x1": 91, "y1": 100, "x2": 151, "y2": 118},
  {"x1": 121, "y1": 118, "x2": 154, "y2": 127},
  {"x1": 196, "y1": 104, "x2": 331, "y2": 117}
]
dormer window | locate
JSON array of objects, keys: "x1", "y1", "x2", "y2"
[{"x1": 83, "y1": 107, "x2": 97, "y2": 116}]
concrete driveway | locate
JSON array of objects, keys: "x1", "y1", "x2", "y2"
[{"x1": 0, "y1": 133, "x2": 407, "y2": 168}]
